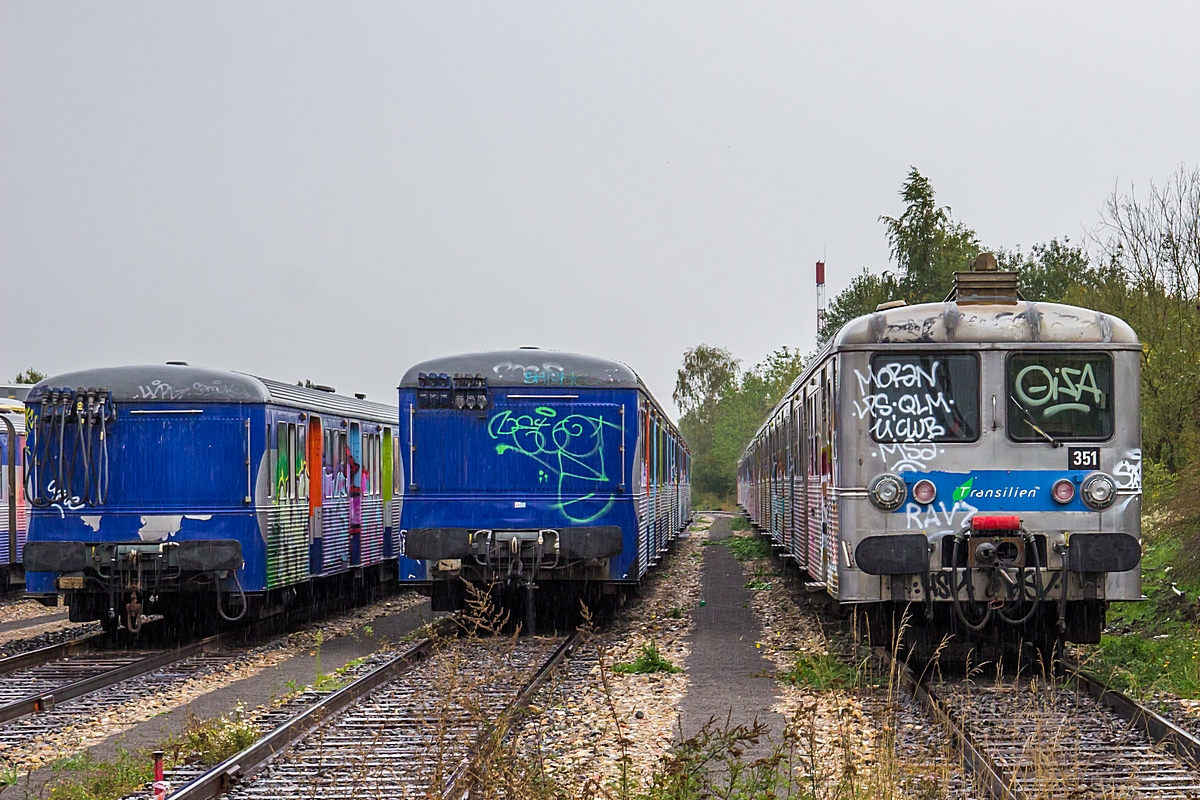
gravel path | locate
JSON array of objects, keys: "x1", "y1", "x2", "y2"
[{"x1": 679, "y1": 514, "x2": 781, "y2": 742}]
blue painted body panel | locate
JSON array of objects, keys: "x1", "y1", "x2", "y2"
[
  {"x1": 26, "y1": 402, "x2": 266, "y2": 593},
  {"x1": 398, "y1": 387, "x2": 645, "y2": 580},
  {"x1": 26, "y1": 398, "x2": 401, "y2": 593},
  {"x1": 892, "y1": 469, "x2": 1094, "y2": 519}
]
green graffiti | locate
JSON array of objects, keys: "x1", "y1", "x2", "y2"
[
  {"x1": 487, "y1": 406, "x2": 621, "y2": 523},
  {"x1": 952, "y1": 477, "x2": 974, "y2": 503}
]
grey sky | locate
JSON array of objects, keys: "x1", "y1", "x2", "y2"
[{"x1": 3, "y1": 3, "x2": 1198, "y2": 418}]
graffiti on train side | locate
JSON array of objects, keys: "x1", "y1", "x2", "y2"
[
  {"x1": 853, "y1": 360, "x2": 956, "y2": 443},
  {"x1": 904, "y1": 499, "x2": 977, "y2": 531},
  {"x1": 491, "y1": 361, "x2": 591, "y2": 388},
  {"x1": 487, "y1": 406, "x2": 619, "y2": 523},
  {"x1": 926, "y1": 568, "x2": 1061, "y2": 601},
  {"x1": 1114, "y1": 449, "x2": 1142, "y2": 492},
  {"x1": 874, "y1": 442, "x2": 943, "y2": 473},
  {"x1": 1013, "y1": 362, "x2": 1105, "y2": 419}
]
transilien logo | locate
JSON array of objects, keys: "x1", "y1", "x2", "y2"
[{"x1": 952, "y1": 477, "x2": 975, "y2": 503}]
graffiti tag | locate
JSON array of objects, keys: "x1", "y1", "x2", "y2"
[{"x1": 487, "y1": 406, "x2": 619, "y2": 523}]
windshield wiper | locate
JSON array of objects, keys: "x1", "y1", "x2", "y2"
[{"x1": 1010, "y1": 396, "x2": 1062, "y2": 448}]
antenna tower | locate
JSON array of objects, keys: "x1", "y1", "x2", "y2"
[{"x1": 815, "y1": 260, "x2": 827, "y2": 336}]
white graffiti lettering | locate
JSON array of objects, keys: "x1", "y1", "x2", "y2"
[
  {"x1": 1114, "y1": 449, "x2": 1142, "y2": 492},
  {"x1": 1014, "y1": 362, "x2": 1106, "y2": 418},
  {"x1": 904, "y1": 500, "x2": 978, "y2": 531}
]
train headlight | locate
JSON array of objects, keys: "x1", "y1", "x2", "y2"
[
  {"x1": 868, "y1": 473, "x2": 907, "y2": 512},
  {"x1": 1081, "y1": 472, "x2": 1116, "y2": 510},
  {"x1": 1052, "y1": 478, "x2": 1075, "y2": 504},
  {"x1": 912, "y1": 479, "x2": 936, "y2": 505}
]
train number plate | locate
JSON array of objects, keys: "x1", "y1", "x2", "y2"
[{"x1": 1068, "y1": 447, "x2": 1100, "y2": 470}]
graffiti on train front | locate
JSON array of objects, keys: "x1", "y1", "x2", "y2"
[{"x1": 487, "y1": 406, "x2": 620, "y2": 523}]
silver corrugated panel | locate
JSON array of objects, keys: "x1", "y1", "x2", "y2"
[
  {"x1": 267, "y1": 504, "x2": 310, "y2": 588},
  {"x1": 321, "y1": 497, "x2": 350, "y2": 574},
  {"x1": 258, "y1": 379, "x2": 396, "y2": 423},
  {"x1": 360, "y1": 496, "x2": 385, "y2": 566}
]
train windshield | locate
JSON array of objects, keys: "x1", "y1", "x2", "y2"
[
  {"x1": 865, "y1": 353, "x2": 979, "y2": 443},
  {"x1": 1007, "y1": 352, "x2": 1113, "y2": 441}
]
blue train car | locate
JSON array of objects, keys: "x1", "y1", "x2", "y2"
[
  {"x1": 21, "y1": 365, "x2": 402, "y2": 632},
  {"x1": 398, "y1": 349, "x2": 690, "y2": 619}
]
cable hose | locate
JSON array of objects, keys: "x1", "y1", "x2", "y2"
[
  {"x1": 96, "y1": 410, "x2": 109, "y2": 505},
  {"x1": 995, "y1": 533, "x2": 1045, "y2": 626},
  {"x1": 56, "y1": 408, "x2": 67, "y2": 503},
  {"x1": 216, "y1": 571, "x2": 247, "y2": 622},
  {"x1": 76, "y1": 415, "x2": 90, "y2": 507},
  {"x1": 949, "y1": 535, "x2": 993, "y2": 632}
]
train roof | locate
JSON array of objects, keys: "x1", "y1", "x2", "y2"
[
  {"x1": 0, "y1": 399, "x2": 25, "y2": 435},
  {"x1": 831, "y1": 300, "x2": 1139, "y2": 348},
  {"x1": 400, "y1": 349, "x2": 643, "y2": 390},
  {"x1": 742, "y1": 299, "x2": 1140, "y2": 455},
  {"x1": 26, "y1": 365, "x2": 397, "y2": 422}
]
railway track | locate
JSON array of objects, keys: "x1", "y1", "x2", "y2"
[
  {"x1": 0, "y1": 632, "x2": 227, "y2": 754},
  {"x1": 162, "y1": 624, "x2": 581, "y2": 800},
  {"x1": 884, "y1": 649, "x2": 1200, "y2": 799}
]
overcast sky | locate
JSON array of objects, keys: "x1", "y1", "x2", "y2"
[{"x1": 3, "y1": 3, "x2": 1198, "y2": 418}]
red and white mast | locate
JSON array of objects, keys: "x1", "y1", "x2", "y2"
[{"x1": 815, "y1": 260, "x2": 827, "y2": 336}]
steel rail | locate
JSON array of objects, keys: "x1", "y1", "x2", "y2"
[
  {"x1": 876, "y1": 647, "x2": 1020, "y2": 800},
  {"x1": 441, "y1": 629, "x2": 583, "y2": 800},
  {"x1": 0, "y1": 633, "x2": 224, "y2": 723},
  {"x1": 168, "y1": 617, "x2": 458, "y2": 800},
  {"x1": 1067, "y1": 661, "x2": 1200, "y2": 770},
  {"x1": 0, "y1": 630, "x2": 105, "y2": 677}
]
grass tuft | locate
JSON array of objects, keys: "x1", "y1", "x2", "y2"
[
  {"x1": 166, "y1": 703, "x2": 259, "y2": 767},
  {"x1": 612, "y1": 640, "x2": 682, "y2": 675},
  {"x1": 723, "y1": 534, "x2": 773, "y2": 561},
  {"x1": 45, "y1": 749, "x2": 152, "y2": 800},
  {"x1": 778, "y1": 652, "x2": 856, "y2": 691}
]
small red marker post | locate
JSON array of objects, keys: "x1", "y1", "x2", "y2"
[{"x1": 152, "y1": 750, "x2": 168, "y2": 799}]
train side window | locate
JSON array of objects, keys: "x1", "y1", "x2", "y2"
[
  {"x1": 297, "y1": 423, "x2": 308, "y2": 500},
  {"x1": 1006, "y1": 351, "x2": 1114, "y2": 442},
  {"x1": 276, "y1": 422, "x2": 290, "y2": 500},
  {"x1": 393, "y1": 435, "x2": 401, "y2": 495},
  {"x1": 867, "y1": 352, "x2": 980, "y2": 443},
  {"x1": 267, "y1": 424, "x2": 273, "y2": 499}
]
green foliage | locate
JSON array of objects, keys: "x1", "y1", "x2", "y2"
[
  {"x1": 723, "y1": 534, "x2": 773, "y2": 561},
  {"x1": 677, "y1": 346, "x2": 804, "y2": 504},
  {"x1": 880, "y1": 167, "x2": 981, "y2": 303},
  {"x1": 612, "y1": 640, "x2": 682, "y2": 675},
  {"x1": 778, "y1": 652, "x2": 856, "y2": 691},
  {"x1": 167, "y1": 703, "x2": 259, "y2": 767},
  {"x1": 45, "y1": 749, "x2": 153, "y2": 800},
  {"x1": 668, "y1": 607, "x2": 684, "y2": 619},
  {"x1": 12, "y1": 368, "x2": 46, "y2": 385},
  {"x1": 1080, "y1": 528, "x2": 1200, "y2": 698},
  {"x1": 729, "y1": 516, "x2": 751, "y2": 531}
]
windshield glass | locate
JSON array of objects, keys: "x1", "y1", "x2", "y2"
[
  {"x1": 864, "y1": 353, "x2": 980, "y2": 443},
  {"x1": 1007, "y1": 352, "x2": 1113, "y2": 441}
]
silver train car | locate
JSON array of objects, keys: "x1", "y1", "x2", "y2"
[{"x1": 737, "y1": 263, "x2": 1141, "y2": 655}]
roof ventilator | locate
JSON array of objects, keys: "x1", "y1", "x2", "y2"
[{"x1": 946, "y1": 252, "x2": 1022, "y2": 305}]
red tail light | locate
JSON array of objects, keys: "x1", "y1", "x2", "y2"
[{"x1": 971, "y1": 514, "x2": 1021, "y2": 531}]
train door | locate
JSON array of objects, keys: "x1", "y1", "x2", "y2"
[
  {"x1": 382, "y1": 427, "x2": 394, "y2": 560},
  {"x1": 348, "y1": 422, "x2": 363, "y2": 566},
  {"x1": 308, "y1": 417, "x2": 323, "y2": 575}
]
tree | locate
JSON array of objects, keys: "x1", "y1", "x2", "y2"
[
  {"x1": 819, "y1": 168, "x2": 980, "y2": 344},
  {"x1": 297, "y1": 379, "x2": 318, "y2": 388},
  {"x1": 673, "y1": 345, "x2": 740, "y2": 424},
  {"x1": 13, "y1": 369, "x2": 46, "y2": 384},
  {"x1": 881, "y1": 167, "x2": 981, "y2": 302},
  {"x1": 1088, "y1": 166, "x2": 1200, "y2": 473},
  {"x1": 676, "y1": 346, "x2": 804, "y2": 506},
  {"x1": 998, "y1": 238, "x2": 1095, "y2": 303}
]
